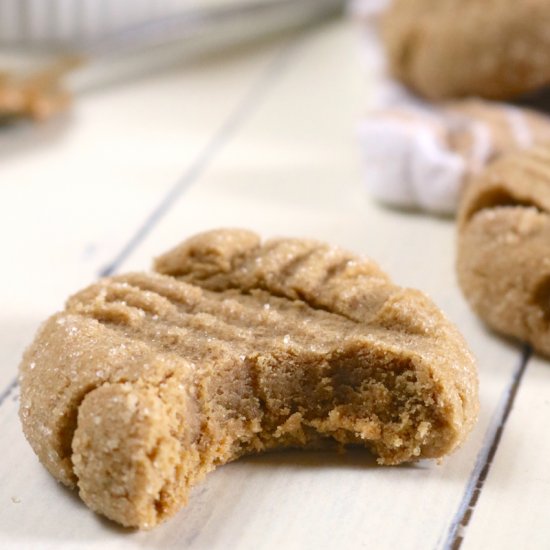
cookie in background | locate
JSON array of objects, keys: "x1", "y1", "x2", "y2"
[{"x1": 353, "y1": 0, "x2": 550, "y2": 215}]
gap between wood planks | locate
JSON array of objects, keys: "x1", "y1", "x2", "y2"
[
  {"x1": 0, "y1": 35, "x2": 301, "y2": 410},
  {"x1": 441, "y1": 344, "x2": 532, "y2": 550}
]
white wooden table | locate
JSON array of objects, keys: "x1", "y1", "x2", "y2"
[{"x1": 0, "y1": 17, "x2": 547, "y2": 550}]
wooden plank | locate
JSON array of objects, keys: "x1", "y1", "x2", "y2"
[{"x1": 461, "y1": 353, "x2": 550, "y2": 550}]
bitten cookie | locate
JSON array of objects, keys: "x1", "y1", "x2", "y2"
[
  {"x1": 20, "y1": 229, "x2": 479, "y2": 529},
  {"x1": 457, "y1": 146, "x2": 550, "y2": 356},
  {"x1": 382, "y1": 0, "x2": 550, "y2": 100}
]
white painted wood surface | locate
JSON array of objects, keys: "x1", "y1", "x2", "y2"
[
  {"x1": 0, "y1": 18, "x2": 545, "y2": 550},
  {"x1": 462, "y1": 353, "x2": 549, "y2": 550}
]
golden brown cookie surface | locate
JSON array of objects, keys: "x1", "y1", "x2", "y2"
[
  {"x1": 20, "y1": 229, "x2": 478, "y2": 528},
  {"x1": 457, "y1": 146, "x2": 550, "y2": 357},
  {"x1": 383, "y1": 0, "x2": 550, "y2": 100}
]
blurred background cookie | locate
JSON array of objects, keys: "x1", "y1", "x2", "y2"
[
  {"x1": 20, "y1": 229, "x2": 479, "y2": 528},
  {"x1": 359, "y1": 99, "x2": 550, "y2": 215},
  {"x1": 382, "y1": 0, "x2": 550, "y2": 100}
]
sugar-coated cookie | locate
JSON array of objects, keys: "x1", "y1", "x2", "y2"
[
  {"x1": 20, "y1": 229, "x2": 478, "y2": 528},
  {"x1": 360, "y1": 99, "x2": 550, "y2": 214}
]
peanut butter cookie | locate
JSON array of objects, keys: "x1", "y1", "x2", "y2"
[
  {"x1": 383, "y1": 0, "x2": 550, "y2": 100},
  {"x1": 20, "y1": 229, "x2": 479, "y2": 528},
  {"x1": 458, "y1": 146, "x2": 550, "y2": 356}
]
